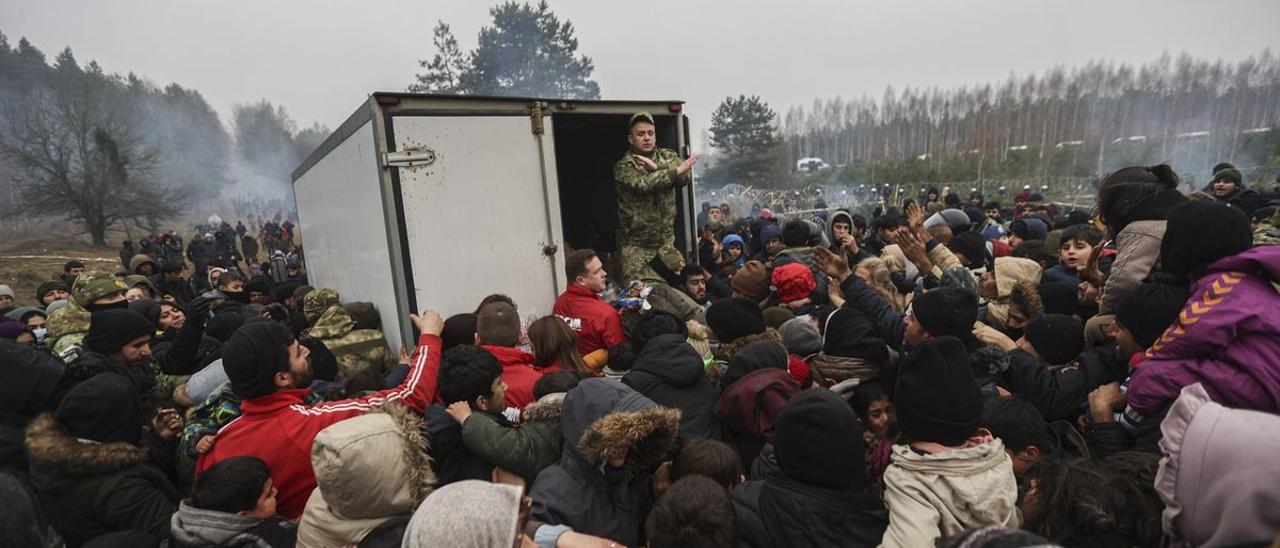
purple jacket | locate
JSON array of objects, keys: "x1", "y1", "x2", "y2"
[{"x1": 1128, "y1": 244, "x2": 1280, "y2": 415}]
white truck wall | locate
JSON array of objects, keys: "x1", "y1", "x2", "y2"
[
  {"x1": 392, "y1": 115, "x2": 565, "y2": 321},
  {"x1": 293, "y1": 119, "x2": 406, "y2": 349}
]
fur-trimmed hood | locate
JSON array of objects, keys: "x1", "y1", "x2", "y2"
[
  {"x1": 25, "y1": 412, "x2": 147, "y2": 479},
  {"x1": 523, "y1": 392, "x2": 565, "y2": 422},
  {"x1": 560, "y1": 378, "x2": 680, "y2": 468}
]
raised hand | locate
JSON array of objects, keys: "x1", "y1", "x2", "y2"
[{"x1": 812, "y1": 245, "x2": 852, "y2": 283}]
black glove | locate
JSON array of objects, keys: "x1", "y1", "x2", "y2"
[{"x1": 186, "y1": 296, "x2": 213, "y2": 329}]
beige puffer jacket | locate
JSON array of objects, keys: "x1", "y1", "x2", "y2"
[
  {"x1": 296, "y1": 403, "x2": 435, "y2": 548},
  {"x1": 879, "y1": 438, "x2": 1021, "y2": 548}
]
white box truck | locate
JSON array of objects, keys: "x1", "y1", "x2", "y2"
[{"x1": 291, "y1": 93, "x2": 697, "y2": 349}]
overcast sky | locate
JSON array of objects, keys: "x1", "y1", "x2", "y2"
[{"x1": 4, "y1": 0, "x2": 1279, "y2": 150}]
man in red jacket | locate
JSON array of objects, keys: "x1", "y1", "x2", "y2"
[
  {"x1": 553, "y1": 249, "x2": 626, "y2": 368},
  {"x1": 476, "y1": 300, "x2": 542, "y2": 410},
  {"x1": 195, "y1": 311, "x2": 444, "y2": 520}
]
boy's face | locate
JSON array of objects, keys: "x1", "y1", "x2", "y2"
[
  {"x1": 708, "y1": 208, "x2": 722, "y2": 224},
  {"x1": 832, "y1": 222, "x2": 851, "y2": 239},
  {"x1": 242, "y1": 479, "x2": 278, "y2": 520},
  {"x1": 985, "y1": 207, "x2": 1000, "y2": 220},
  {"x1": 726, "y1": 244, "x2": 742, "y2": 260},
  {"x1": 1007, "y1": 304, "x2": 1029, "y2": 332},
  {"x1": 1059, "y1": 239, "x2": 1093, "y2": 270},
  {"x1": 863, "y1": 398, "x2": 894, "y2": 435},
  {"x1": 480, "y1": 376, "x2": 508, "y2": 413}
]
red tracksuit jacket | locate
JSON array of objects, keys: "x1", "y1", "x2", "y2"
[{"x1": 553, "y1": 283, "x2": 626, "y2": 357}]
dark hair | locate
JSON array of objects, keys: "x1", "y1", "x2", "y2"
[
  {"x1": 217, "y1": 270, "x2": 245, "y2": 290},
  {"x1": 606, "y1": 341, "x2": 636, "y2": 373},
  {"x1": 850, "y1": 214, "x2": 867, "y2": 230},
  {"x1": 678, "y1": 264, "x2": 710, "y2": 286},
  {"x1": 850, "y1": 379, "x2": 890, "y2": 418},
  {"x1": 192, "y1": 456, "x2": 272, "y2": 513},
  {"x1": 343, "y1": 368, "x2": 386, "y2": 397},
  {"x1": 1095, "y1": 164, "x2": 1179, "y2": 236},
  {"x1": 872, "y1": 216, "x2": 899, "y2": 232},
  {"x1": 671, "y1": 439, "x2": 743, "y2": 489},
  {"x1": 1252, "y1": 205, "x2": 1278, "y2": 224},
  {"x1": 565, "y1": 249, "x2": 598, "y2": 281},
  {"x1": 533, "y1": 370, "x2": 590, "y2": 400},
  {"x1": 528, "y1": 315, "x2": 589, "y2": 373},
  {"x1": 1023, "y1": 453, "x2": 1163, "y2": 548},
  {"x1": 984, "y1": 201, "x2": 1002, "y2": 211},
  {"x1": 645, "y1": 476, "x2": 739, "y2": 548},
  {"x1": 811, "y1": 304, "x2": 838, "y2": 334},
  {"x1": 475, "y1": 293, "x2": 515, "y2": 313},
  {"x1": 1059, "y1": 224, "x2": 1104, "y2": 248},
  {"x1": 1010, "y1": 241, "x2": 1055, "y2": 267},
  {"x1": 631, "y1": 311, "x2": 688, "y2": 353},
  {"x1": 782, "y1": 219, "x2": 810, "y2": 247},
  {"x1": 302, "y1": 337, "x2": 339, "y2": 382},
  {"x1": 438, "y1": 345, "x2": 503, "y2": 406},
  {"x1": 983, "y1": 398, "x2": 1049, "y2": 453},
  {"x1": 64, "y1": 260, "x2": 84, "y2": 272},
  {"x1": 475, "y1": 301, "x2": 519, "y2": 347}
]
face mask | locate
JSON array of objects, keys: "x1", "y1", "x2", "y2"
[
  {"x1": 85, "y1": 300, "x2": 129, "y2": 313},
  {"x1": 32, "y1": 327, "x2": 47, "y2": 343},
  {"x1": 223, "y1": 290, "x2": 250, "y2": 304},
  {"x1": 1006, "y1": 327, "x2": 1025, "y2": 341}
]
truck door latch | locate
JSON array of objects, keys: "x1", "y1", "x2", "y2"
[{"x1": 383, "y1": 147, "x2": 437, "y2": 169}]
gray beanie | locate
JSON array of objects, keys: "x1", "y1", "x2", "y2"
[{"x1": 779, "y1": 317, "x2": 822, "y2": 357}]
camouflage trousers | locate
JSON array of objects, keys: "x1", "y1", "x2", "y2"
[{"x1": 620, "y1": 244, "x2": 663, "y2": 284}]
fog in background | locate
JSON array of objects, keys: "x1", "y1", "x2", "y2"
[{"x1": 4, "y1": 0, "x2": 1279, "y2": 152}]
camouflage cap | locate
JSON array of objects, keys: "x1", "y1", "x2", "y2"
[
  {"x1": 71, "y1": 271, "x2": 127, "y2": 306},
  {"x1": 656, "y1": 246, "x2": 685, "y2": 273},
  {"x1": 304, "y1": 288, "x2": 342, "y2": 324},
  {"x1": 628, "y1": 111, "x2": 655, "y2": 128}
]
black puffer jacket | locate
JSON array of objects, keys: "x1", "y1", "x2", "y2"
[
  {"x1": 623, "y1": 334, "x2": 720, "y2": 440},
  {"x1": 25, "y1": 413, "x2": 180, "y2": 547},
  {"x1": 732, "y1": 476, "x2": 889, "y2": 548},
  {"x1": 997, "y1": 346, "x2": 1128, "y2": 422},
  {"x1": 0, "y1": 340, "x2": 65, "y2": 476}
]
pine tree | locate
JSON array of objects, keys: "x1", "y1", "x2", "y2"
[{"x1": 409, "y1": 22, "x2": 468, "y2": 93}]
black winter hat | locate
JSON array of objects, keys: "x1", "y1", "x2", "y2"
[
  {"x1": 821, "y1": 308, "x2": 889, "y2": 365},
  {"x1": 55, "y1": 373, "x2": 142, "y2": 445},
  {"x1": 1037, "y1": 282, "x2": 1078, "y2": 316},
  {"x1": 441, "y1": 313, "x2": 478, "y2": 353},
  {"x1": 895, "y1": 336, "x2": 982, "y2": 446},
  {"x1": 1022, "y1": 314, "x2": 1084, "y2": 365},
  {"x1": 35, "y1": 280, "x2": 69, "y2": 303},
  {"x1": 948, "y1": 231, "x2": 990, "y2": 270},
  {"x1": 222, "y1": 319, "x2": 291, "y2": 399},
  {"x1": 910, "y1": 288, "x2": 979, "y2": 342},
  {"x1": 706, "y1": 298, "x2": 765, "y2": 343},
  {"x1": 84, "y1": 309, "x2": 155, "y2": 355},
  {"x1": 1115, "y1": 281, "x2": 1189, "y2": 349},
  {"x1": 1159, "y1": 201, "x2": 1252, "y2": 281},
  {"x1": 773, "y1": 388, "x2": 866, "y2": 490},
  {"x1": 720, "y1": 339, "x2": 788, "y2": 390},
  {"x1": 128, "y1": 298, "x2": 162, "y2": 326}
]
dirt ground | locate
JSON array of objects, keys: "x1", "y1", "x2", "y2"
[{"x1": 0, "y1": 229, "x2": 122, "y2": 307}]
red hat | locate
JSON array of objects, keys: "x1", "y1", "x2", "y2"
[{"x1": 771, "y1": 263, "x2": 816, "y2": 303}]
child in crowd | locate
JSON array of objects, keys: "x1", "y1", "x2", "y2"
[
  {"x1": 1043, "y1": 224, "x2": 1104, "y2": 288},
  {"x1": 851, "y1": 380, "x2": 895, "y2": 489},
  {"x1": 168, "y1": 456, "x2": 296, "y2": 547}
]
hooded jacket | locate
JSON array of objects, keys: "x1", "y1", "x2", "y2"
[
  {"x1": 1100, "y1": 220, "x2": 1166, "y2": 314},
  {"x1": 461, "y1": 392, "x2": 564, "y2": 486},
  {"x1": 717, "y1": 368, "x2": 801, "y2": 470},
  {"x1": 307, "y1": 305, "x2": 392, "y2": 380},
  {"x1": 1127, "y1": 244, "x2": 1280, "y2": 416},
  {"x1": 195, "y1": 333, "x2": 443, "y2": 520},
  {"x1": 880, "y1": 437, "x2": 1020, "y2": 548},
  {"x1": 1156, "y1": 383, "x2": 1280, "y2": 547},
  {"x1": 810, "y1": 307, "x2": 888, "y2": 384},
  {"x1": 0, "y1": 340, "x2": 64, "y2": 474},
  {"x1": 623, "y1": 334, "x2": 720, "y2": 440},
  {"x1": 296, "y1": 403, "x2": 436, "y2": 548},
  {"x1": 528, "y1": 378, "x2": 680, "y2": 547},
  {"x1": 168, "y1": 500, "x2": 296, "y2": 548},
  {"x1": 984, "y1": 257, "x2": 1043, "y2": 331},
  {"x1": 829, "y1": 210, "x2": 855, "y2": 250},
  {"x1": 25, "y1": 413, "x2": 180, "y2": 547}
]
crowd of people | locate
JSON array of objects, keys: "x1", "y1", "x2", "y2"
[{"x1": 1, "y1": 160, "x2": 1279, "y2": 548}]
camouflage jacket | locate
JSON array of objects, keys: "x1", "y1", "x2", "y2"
[
  {"x1": 47, "y1": 302, "x2": 91, "y2": 361},
  {"x1": 308, "y1": 305, "x2": 393, "y2": 380},
  {"x1": 613, "y1": 148, "x2": 690, "y2": 248},
  {"x1": 179, "y1": 383, "x2": 324, "y2": 459}
]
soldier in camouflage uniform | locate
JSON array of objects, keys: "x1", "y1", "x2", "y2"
[
  {"x1": 613, "y1": 112, "x2": 699, "y2": 282},
  {"x1": 46, "y1": 271, "x2": 129, "y2": 362},
  {"x1": 303, "y1": 288, "x2": 393, "y2": 380}
]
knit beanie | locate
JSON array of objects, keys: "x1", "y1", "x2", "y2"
[
  {"x1": 1037, "y1": 282, "x2": 1078, "y2": 316},
  {"x1": 730, "y1": 261, "x2": 770, "y2": 298},
  {"x1": 84, "y1": 309, "x2": 155, "y2": 355},
  {"x1": 948, "y1": 231, "x2": 990, "y2": 269},
  {"x1": 1159, "y1": 201, "x2": 1252, "y2": 281},
  {"x1": 773, "y1": 388, "x2": 865, "y2": 490},
  {"x1": 71, "y1": 271, "x2": 127, "y2": 307},
  {"x1": 910, "y1": 288, "x2": 979, "y2": 341},
  {"x1": 771, "y1": 263, "x2": 816, "y2": 304},
  {"x1": 1022, "y1": 314, "x2": 1084, "y2": 365},
  {"x1": 222, "y1": 319, "x2": 290, "y2": 399},
  {"x1": 403, "y1": 480, "x2": 523, "y2": 548},
  {"x1": 441, "y1": 313, "x2": 478, "y2": 352},
  {"x1": 759, "y1": 224, "x2": 782, "y2": 246},
  {"x1": 721, "y1": 339, "x2": 788, "y2": 390},
  {"x1": 55, "y1": 373, "x2": 142, "y2": 445},
  {"x1": 779, "y1": 317, "x2": 822, "y2": 356},
  {"x1": 0, "y1": 284, "x2": 14, "y2": 301},
  {"x1": 1010, "y1": 217, "x2": 1049, "y2": 241},
  {"x1": 303, "y1": 288, "x2": 341, "y2": 324},
  {"x1": 1212, "y1": 167, "x2": 1243, "y2": 185},
  {"x1": 706, "y1": 298, "x2": 765, "y2": 343},
  {"x1": 895, "y1": 336, "x2": 982, "y2": 446},
  {"x1": 762, "y1": 306, "x2": 795, "y2": 330},
  {"x1": 1115, "y1": 281, "x2": 1189, "y2": 349},
  {"x1": 127, "y1": 298, "x2": 162, "y2": 326},
  {"x1": 35, "y1": 280, "x2": 70, "y2": 303}
]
